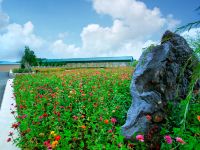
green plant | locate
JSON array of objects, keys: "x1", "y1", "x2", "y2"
[
  {"x1": 21, "y1": 46, "x2": 37, "y2": 69},
  {"x1": 131, "y1": 60, "x2": 138, "y2": 68},
  {"x1": 12, "y1": 68, "x2": 32, "y2": 73}
]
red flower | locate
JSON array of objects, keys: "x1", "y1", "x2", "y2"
[
  {"x1": 55, "y1": 135, "x2": 61, "y2": 141},
  {"x1": 43, "y1": 113, "x2": 48, "y2": 117},
  {"x1": 146, "y1": 115, "x2": 152, "y2": 121},
  {"x1": 7, "y1": 138, "x2": 11, "y2": 142},
  {"x1": 111, "y1": 118, "x2": 117, "y2": 124},
  {"x1": 11, "y1": 122, "x2": 19, "y2": 129},
  {"x1": 19, "y1": 105, "x2": 25, "y2": 109},
  {"x1": 108, "y1": 129, "x2": 112, "y2": 133},
  {"x1": 104, "y1": 119, "x2": 109, "y2": 124},
  {"x1": 57, "y1": 112, "x2": 61, "y2": 117}
]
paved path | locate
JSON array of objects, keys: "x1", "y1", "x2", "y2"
[
  {"x1": 0, "y1": 72, "x2": 9, "y2": 108},
  {"x1": 0, "y1": 79, "x2": 19, "y2": 150}
]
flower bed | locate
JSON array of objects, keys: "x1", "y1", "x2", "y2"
[
  {"x1": 11, "y1": 67, "x2": 143, "y2": 149},
  {"x1": 9, "y1": 67, "x2": 200, "y2": 149}
]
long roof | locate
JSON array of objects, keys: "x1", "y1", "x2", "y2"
[
  {"x1": 0, "y1": 61, "x2": 20, "y2": 65},
  {"x1": 42, "y1": 56, "x2": 134, "y2": 63}
]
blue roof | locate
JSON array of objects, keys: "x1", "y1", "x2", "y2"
[
  {"x1": 0, "y1": 61, "x2": 20, "y2": 65},
  {"x1": 42, "y1": 56, "x2": 134, "y2": 63}
]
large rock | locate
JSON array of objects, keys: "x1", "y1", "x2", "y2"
[{"x1": 121, "y1": 31, "x2": 199, "y2": 139}]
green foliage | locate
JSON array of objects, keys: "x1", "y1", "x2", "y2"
[
  {"x1": 131, "y1": 60, "x2": 138, "y2": 68},
  {"x1": 12, "y1": 68, "x2": 32, "y2": 73},
  {"x1": 21, "y1": 46, "x2": 37, "y2": 69},
  {"x1": 176, "y1": 21, "x2": 200, "y2": 32}
]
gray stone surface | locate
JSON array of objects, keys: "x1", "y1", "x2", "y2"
[
  {"x1": 122, "y1": 30, "x2": 199, "y2": 138},
  {"x1": 0, "y1": 72, "x2": 9, "y2": 108}
]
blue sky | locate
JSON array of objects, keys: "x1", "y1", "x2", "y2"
[{"x1": 0, "y1": 0, "x2": 199, "y2": 61}]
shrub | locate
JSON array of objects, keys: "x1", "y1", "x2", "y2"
[{"x1": 12, "y1": 68, "x2": 32, "y2": 73}]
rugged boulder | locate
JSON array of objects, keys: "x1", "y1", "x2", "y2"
[{"x1": 121, "y1": 31, "x2": 199, "y2": 140}]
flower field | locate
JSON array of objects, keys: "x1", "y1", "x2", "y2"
[
  {"x1": 11, "y1": 67, "x2": 138, "y2": 149},
  {"x1": 9, "y1": 67, "x2": 200, "y2": 149}
]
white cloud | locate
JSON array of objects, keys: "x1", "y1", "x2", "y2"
[
  {"x1": 93, "y1": 0, "x2": 166, "y2": 36},
  {"x1": 0, "y1": 21, "x2": 45, "y2": 60},
  {"x1": 166, "y1": 14, "x2": 181, "y2": 30},
  {"x1": 80, "y1": 0, "x2": 180, "y2": 59},
  {"x1": 50, "y1": 39, "x2": 80, "y2": 58}
]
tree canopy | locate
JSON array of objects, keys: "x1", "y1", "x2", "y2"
[{"x1": 21, "y1": 46, "x2": 37, "y2": 69}]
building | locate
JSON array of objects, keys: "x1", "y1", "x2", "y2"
[
  {"x1": 39, "y1": 56, "x2": 134, "y2": 68},
  {"x1": 0, "y1": 62, "x2": 20, "y2": 72}
]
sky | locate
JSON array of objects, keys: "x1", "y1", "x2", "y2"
[{"x1": 0, "y1": 0, "x2": 199, "y2": 61}]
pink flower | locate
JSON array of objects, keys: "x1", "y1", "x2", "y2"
[
  {"x1": 176, "y1": 137, "x2": 185, "y2": 144},
  {"x1": 73, "y1": 115, "x2": 78, "y2": 120},
  {"x1": 108, "y1": 129, "x2": 112, "y2": 133},
  {"x1": 164, "y1": 135, "x2": 172, "y2": 144},
  {"x1": 136, "y1": 134, "x2": 144, "y2": 142},
  {"x1": 39, "y1": 115, "x2": 44, "y2": 119},
  {"x1": 48, "y1": 147, "x2": 52, "y2": 150},
  {"x1": 111, "y1": 118, "x2": 117, "y2": 124},
  {"x1": 44, "y1": 140, "x2": 51, "y2": 147}
]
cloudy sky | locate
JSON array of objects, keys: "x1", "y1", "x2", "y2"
[{"x1": 0, "y1": 0, "x2": 199, "y2": 61}]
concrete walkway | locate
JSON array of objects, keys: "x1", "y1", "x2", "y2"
[
  {"x1": 0, "y1": 79, "x2": 19, "y2": 150},
  {"x1": 0, "y1": 72, "x2": 9, "y2": 108}
]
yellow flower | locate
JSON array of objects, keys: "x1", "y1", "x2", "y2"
[
  {"x1": 53, "y1": 133, "x2": 57, "y2": 137},
  {"x1": 50, "y1": 131, "x2": 55, "y2": 135},
  {"x1": 52, "y1": 140, "x2": 58, "y2": 148}
]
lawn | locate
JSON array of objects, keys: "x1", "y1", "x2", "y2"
[{"x1": 12, "y1": 67, "x2": 136, "y2": 149}]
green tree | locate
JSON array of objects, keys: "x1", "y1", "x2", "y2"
[{"x1": 21, "y1": 46, "x2": 37, "y2": 70}]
